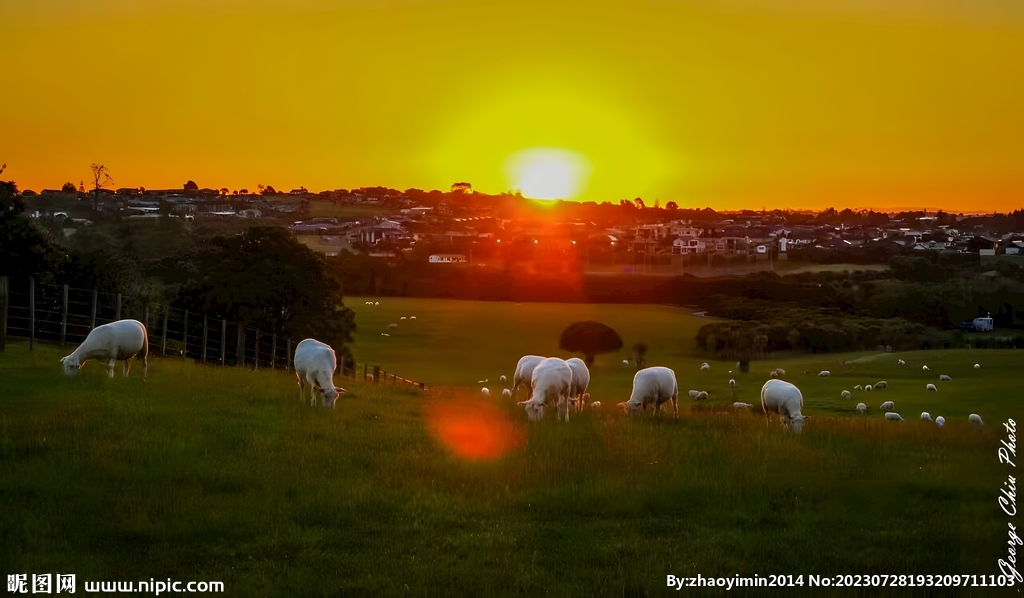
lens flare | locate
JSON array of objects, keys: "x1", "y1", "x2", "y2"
[
  {"x1": 504, "y1": 148, "x2": 591, "y2": 200},
  {"x1": 425, "y1": 397, "x2": 525, "y2": 461}
]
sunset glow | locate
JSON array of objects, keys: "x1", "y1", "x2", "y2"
[
  {"x1": 505, "y1": 148, "x2": 590, "y2": 200},
  {"x1": 424, "y1": 397, "x2": 524, "y2": 462}
]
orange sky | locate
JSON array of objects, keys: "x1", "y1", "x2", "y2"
[{"x1": 2, "y1": 0, "x2": 1023, "y2": 211}]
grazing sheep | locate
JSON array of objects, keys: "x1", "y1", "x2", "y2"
[
  {"x1": 477, "y1": 379, "x2": 489, "y2": 384},
  {"x1": 501, "y1": 388, "x2": 511, "y2": 397},
  {"x1": 769, "y1": 371, "x2": 779, "y2": 379},
  {"x1": 841, "y1": 390, "x2": 852, "y2": 399},
  {"x1": 729, "y1": 379, "x2": 737, "y2": 388},
  {"x1": 920, "y1": 412, "x2": 933, "y2": 422},
  {"x1": 864, "y1": 385, "x2": 873, "y2": 393},
  {"x1": 939, "y1": 374, "x2": 952, "y2": 381},
  {"x1": 774, "y1": 368, "x2": 786, "y2": 376},
  {"x1": 885, "y1": 412, "x2": 905, "y2": 421},
  {"x1": 294, "y1": 338, "x2": 345, "y2": 408},
  {"x1": 818, "y1": 370, "x2": 830, "y2": 377},
  {"x1": 565, "y1": 357, "x2": 591, "y2": 414},
  {"x1": 922, "y1": 365, "x2": 929, "y2": 371},
  {"x1": 622, "y1": 359, "x2": 629, "y2": 365},
  {"x1": 618, "y1": 366, "x2": 679, "y2": 420},
  {"x1": 60, "y1": 319, "x2": 149, "y2": 379},
  {"x1": 410, "y1": 316, "x2": 416, "y2": 319},
  {"x1": 590, "y1": 401, "x2": 602, "y2": 409},
  {"x1": 733, "y1": 402, "x2": 753, "y2": 409},
  {"x1": 700, "y1": 362, "x2": 710, "y2": 371},
  {"x1": 856, "y1": 402, "x2": 868, "y2": 414},
  {"x1": 513, "y1": 355, "x2": 546, "y2": 399},
  {"x1": 879, "y1": 401, "x2": 895, "y2": 411},
  {"x1": 854, "y1": 384, "x2": 863, "y2": 390},
  {"x1": 696, "y1": 391, "x2": 709, "y2": 401},
  {"x1": 926, "y1": 383, "x2": 937, "y2": 392},
  {"x1": 935, "y1": 416, "x2": 946, "y2": 427},
  {"x1": 374, "y1": 302, "x2": 380, "y2": 305},
  {"x1": 974, "y1": 363, "x2": 981, "y2": 369},
  {"x1": 400, "y1": 316, "x2": 407, "y2": 320},
  {"x1": 688, "y1": 390, "x2": 700, "y2": 399},
  {"x1": 499, "y1": 375, "x2": 507, "y2": 383},
  {"x1": 481, "y1": 387, "x2": 490, "y2": 396},
  {"x1": 969, "y1": 413, "x2": 984, "y2": 425},
  {"x1": 760, "y1": 379, "x2": 809, "y2": 433},
  {"x1": 518, "y1": 357, "x2": 573, "y2": 421},
  {"x1": 897, "y1": 359, "x2": 906, "y2": 365},
  {"x1": 874, "y1": 381, "x2": 888, "y2": 389},
  {"x1": 381, "y1": 333, "x2": 391, "y2": 337}
]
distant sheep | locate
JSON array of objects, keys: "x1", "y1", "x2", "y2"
[
  {"x1": 864, "y1": 385, "x2": 873, "y2": 393},
  {"x1": 935, "y1": 416, "x2": 946, "y2": 427},
  {"x1": 885, "y1": 412, "x2": 905, "y2": 421},
  {"x1": 374, "y1": 302, "x2": 380, "y2": 305},
  {"x1": 687, "y1": 390, "x2": 700, "y2": 399},
  {"x1": 874, "y1": 381, "x2": 888, "y2": 389},
  {"x1": 920, "y1": 412, "x2": 933, "y2": 422},
  {"x1": 769, "y1": 371, "x2": 779, "y2": 379},
  {"x1": 499, "y1": 375, "x2": 507, "y2": 383},
  {"x1": 818, "y1": 370, "x2": 830, "y2": 377},
  {"x1": 729, "y1": 379, "x2": 737, "y2": 388},
  {"x1": 939, "y1": 374, "x2": 952, "y2": 382},
  {"x1": 922, "y1": 365, "x2": 929, "y2": 371},
  {"x1": 856, "y1": 402, "x2": 867, "y2": 414},
  {"x1": 400, "y1": 316, "x2": 407, "y2": 320},
  {"x1": 387, "y1": 323, "x2": 398, "y2": 329},
  {"x1": 410, "y1": 316, "x2": 416, "y2": 320},
  {"x1": 853, "y1": 384, "x2": 863, "y2": 390},
  {"x1": 619, "y1": 366, "x2": 679, "y2": 419},
  {"x1": 879, "y1": 401, "x2": 895, "y2": 411},
  {"x1": 926, "y1": 383, "x2": 937, "y2": 392},
  {"x1": 519, "y1": 357, "x2": 573, "y2": 422},
  {"x1": 974, "y1": 363, "x2": 981, "y2": 369},
  {"x1": 841, "y1": 390, "x2": 851, "y2": 399},
  {"x1": 380, "y1": 333, "x2": 390, "y2": 337},
  {"x1": 501, "y1": 388, "x2": 511, "y2": 397},
  {"x1": 969, "y1": 413, "x2": 984, "y2": 425},
  {"x1": 700, "y1": 362, "x2": 710, "y2": 371},
  {"x1": 897, "y1": 359, "x2": 906, "y2": 365},
  {"x1": 774, "y1": 368, "x2": 786, "y2": 376},
  {"x1": 622, "y1": 359, "x2": 629, "y2": 365},
  {"x1": 477, "y1": 379, "x2": 489, "y2": 384},
  {"x1": 733, "y1": 402, "x2": 753, "y2": 409},
  {"x1": 760, "y1": 379, "x2": 809, "y2": 433},
  {"x1": 696, "y1": 391, "x2": 709, "y2": 401},
  {"x1": 590, "y1": 401, "x2": 601, "y2": 409},
  {"x1": 481, "y1": 387, "x2": 490, "y2": 396}
]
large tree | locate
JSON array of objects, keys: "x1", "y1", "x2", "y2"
[
  {"x1": 559, "y1": 321, "x2": 623, "y2": 366},
  {"x1": 179, "y1": 226, "x2": 355, "y2": 357},
  {"x1": 0, "y1": 180, "x2": 68, "y2": 282}
]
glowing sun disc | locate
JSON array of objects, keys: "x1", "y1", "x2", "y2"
[{"x1": 504, "y1": 148, "x2": 591, "y2": 200}]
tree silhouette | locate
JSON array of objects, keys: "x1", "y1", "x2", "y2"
[
  {"x1": 665, "y1": 201, "x2": 678, "y2": 211},
  {"x1": 90, "y1": 164, "x2": 113, "y2": 210},
  {"x1": 61, "y1": 182, "x2": 76, "y2": 193},
  {"x1": 559, "y1": 321, "x2": 624, "y2": 366},
  {"x1": 184, "y1": 180, "x2": 199, "y2": 191}
]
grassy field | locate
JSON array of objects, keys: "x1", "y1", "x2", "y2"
[{"x1": 1, "y1": 332, "x2": 1020, "y2": 596}]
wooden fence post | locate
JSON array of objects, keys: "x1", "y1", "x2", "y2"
[
  {"x1": 236, "y1": 325, "x2": 244, "y2": 367},
  {"x1": 253, "y1": 329, "x2": 260, "y2": 370},
  {"x1": 29, "y1": 277, "x2": 35, "y2": 351},
  {"x1": 270, "y1": 334, "x2": 277, "y2": 370},
  {"x1": 144, "y1": 304, "x2": 150, "y2": 331},
  {"x1": 115, "y1": 293, "x2": 122, "y2": 320},
  {"x1": 220, "y1": 319, "x2": 227, "y2": 365},
  {"x1": 161, "y1": 307, "x2": 169, "y2": 357},
  {"x1": 182, "y1": 309, "x2": 189, "y2": 359},
  {"x1": 0, "y1": 276, "x2": 7, "y2": 353},
  {"x1": 90, "y1": 289, "x2": 98, "y2": 329},
  {"x1": 61, "y1": 284, "x2": 68, "y2": 346},
  {"x1": 363, "y1": 363, "x2": 367, "y2": 382},
  {"x1": 201, "y1": 315, "x2": 209, "y2": 363},
  {"x1": 286, "y1": 339, "x2": 292, "y2": 371}
]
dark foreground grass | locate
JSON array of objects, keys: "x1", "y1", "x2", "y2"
[{"x1": 0, "y1": 342, "x2": 1018, "y2": 597}]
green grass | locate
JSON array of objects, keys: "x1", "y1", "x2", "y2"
[{"x1": 0, "y1": 339, "x2": 1019, "y2": 596}]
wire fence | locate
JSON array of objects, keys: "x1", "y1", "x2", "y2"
[{"x1": 0, "y1": 276, "x2": 429, "y2": 390}]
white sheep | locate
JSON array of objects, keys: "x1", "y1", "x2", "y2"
[
  {"x1": 935, "y1": 416, "x2": 946, "y2": 427},
  {"x1": 481, "y1": 387, "x2": 490, "y2": 396},
  {"x1": 687, "y1": 390, "x2": 700, "y2": 399},
  {"x1": 60, "y1": 319, "x2": 149, "y2": 379},
  {"x1": 841, "y1": 390, "x2": 852, "y2": 399},
  {"x1": 590, "y1": 401, "x2": 602, "y2": 409},
  {"x1": 565, "y1": 357, "x2": 591, "y2": 414},
  {"x1": 622, "y1": 359, "x2": 629, "y2": 365},
  {"x1": 410, "y1": 316, "x2": 416, "y2": 320},
  {"x1": 853, "y1": 384, "x2": 863, "y2": 390},
  {"x1": 879, "y1": 400, "x2": 895, "y2": 411},
  {"x1": 477, "y1": 378, "x2": 489, "y2": 384},
  {"x1": 518, "y1": 357, "x2": 573, "y2": 422},
  {"x1": 769, "y1": 371, "x2": 779, "y2": 379},
  {"x1": 696, "y1": 391, "x2": 709, "y2": 401},
  {"x1": 926, "y1": 383, "x2": 937, "y2": 392},
  {"x1": 974, "y1": 363, "x2": 980, "y2": 369},
  {"x1": 885, "y1": 412, "x2": 905, "y2": 421},
  {"x1": 733, "y1": 402, "x2": 753, "y2": 409},
  {"x1": 400, "y1": 316, "x2": 407, "y2": 320},
  {"x1": 874, "y1": 381, "x2": 888, "y2": 389},
  {"x1": 618, "y1": 366, "x2": 679, "y2": 420},
  {"x1": 729, "y1": 379, "x2": 737, "y2": 388},
  {"x1": 939, "y1": 374, "x2": 952, "y2": 382},
  {"x1": 920, "y1": 412, "x2": 933, "y2": 422},
  {"x1": 293, "y1": 338, "x2": 345, "y2": 408},
  {"x1": 501, "y1": 388, "x2": 511, "y2": 397},
  {"x1": 856, "y1": 402, "x2": 868, "y2": 414},
  {"x1": 513, "y1": 355, "x2": 545, "y2": 399},
  {"x1": 922, "y1": 365, "x2": 929, "y2": 371},
  {"x1": 818, "y1": 370, "x2": 830, "y2": 377},
  {"x1": 380, "y1": 333, "x2": 390, "y2": 337},
  {"x1": 700, "y1": 362, "x2": 710, "y2": 371},
  {"x1": 897, "y1": 359, "x2": 906, "y2": 365},
  {"x1": 499, "y1": 374, "x2": 507, "y2": 383},
  {"x1": 760, "y1": 379, "x2": 809, "y2": 433},
  {"x1": 774, "y1": 368, "x2": 786, "y2": 376},
  {"x1": 864, "y1": 385, "x2": 873, "y2": 393},
  {"x1": 969, "y1": 413, "x2": 984, "y2": 425},
  {"x1": 374, "y1": 301, "x2": 380, "y2": 305}
]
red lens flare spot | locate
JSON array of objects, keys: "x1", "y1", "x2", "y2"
[{"x1": 425, "y1": 397, "x2": 525, "y2": 461}]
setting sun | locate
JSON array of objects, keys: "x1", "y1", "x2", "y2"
[{"x1": 504, "y1": 148, "x2": 591, "y2": 200}]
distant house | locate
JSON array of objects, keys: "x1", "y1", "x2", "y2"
[
  {"x1": 429, "y1": 254, "x2": 467, "y2": 263},
  {"x1": 672, "y1": 237, "x2": 705, "y2": 254}
]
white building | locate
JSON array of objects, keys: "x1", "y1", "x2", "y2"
[{"x1": 429, "y1": 254, "x2": 467, "y2": 263}]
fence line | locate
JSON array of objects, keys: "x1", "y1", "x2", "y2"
[{"x1": 0, "y1": 276, "x2": 429, "y2": 390}]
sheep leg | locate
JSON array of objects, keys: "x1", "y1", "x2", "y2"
[
  {"x1": 107, "y1": 359, "x2": 116, "y2": 379},
  {"x1": 141, "y1": 356, "x2": 148, "y2": 380},
  {"x1": 297, "y1": 375, "x2": 305, "y2": 403},
  {"x1": 671, "y1": 396, "x2": 679, "y2": 421},
  {"x1": 123, "y1": 358, "x2": 131, "y2": 377}
]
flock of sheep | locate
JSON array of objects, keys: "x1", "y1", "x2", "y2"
[{"x1": 59, "y1": 318, "x2": 989, "y2": 432}]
